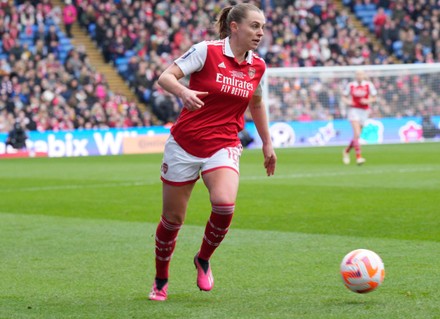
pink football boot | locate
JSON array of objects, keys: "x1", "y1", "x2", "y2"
[
  {"x1": 194, "y1": 253, "x2": 214, "y2": 291},
  {"x1": 148, "y1": 280, "x2": 168, "y2": 301}
]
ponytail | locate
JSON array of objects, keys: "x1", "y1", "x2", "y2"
[{"x1": 216, "y1": 6, "x2": 233, "y2": 39}]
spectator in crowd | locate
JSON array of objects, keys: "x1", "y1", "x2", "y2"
[
  {"x1": 373, "y1": 7, "x2": 388, "y2": 37},
  {"x1": 62, "y1": 0, "x2": 77, "y2": 38},
  {"x1": 45, "y1": 24, "x2": 59, "y2": 55},
  {"x1": 421, "y1": 114, "x2": 440, "y2": 138}
]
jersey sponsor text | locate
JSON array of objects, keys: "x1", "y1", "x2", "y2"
[{"x1": 216, "y1": 73, "x2": 253, "y2": 97}]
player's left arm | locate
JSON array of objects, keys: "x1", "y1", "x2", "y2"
[
  {"x1": 248, "y1": 93, "x2": 276, "y2": 176},
  {"x1": 367, "y1": 81, "x2": 378, "y2": 104}
]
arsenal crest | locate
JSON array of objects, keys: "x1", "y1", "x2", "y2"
[
  {"x1": 161, "y1": 163, "x2": 168, "y2": 174},
  {"x1": 248, "y1": 67, "x2": 256, "y2": 79}
]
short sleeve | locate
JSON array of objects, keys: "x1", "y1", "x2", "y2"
[
  {"x1": 342, "y1": 83, "x2": 351, "y2": 96},
  {"x1": 174, "y1": 41, "x2": 207, "y2": 76},
  {"x1": 368, "y1": 81, "x2": 378, "y2": 96}
]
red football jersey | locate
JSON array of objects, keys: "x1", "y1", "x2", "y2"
[
  {"x1": 171, "y1": 37, "x2": 266, "y2": 157},
  {"x1": 343, "y1": 80, "x2": 377, "y2": 110}
]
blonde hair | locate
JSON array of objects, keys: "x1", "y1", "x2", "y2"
[{"x1": 215, "y1": 3, "x2": 263, "y2": 39}]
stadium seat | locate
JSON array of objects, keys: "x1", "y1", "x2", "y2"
[
  {"x1": 124, "y1": 50, "x2": 135, "y2": 58},
  {"x1": 88, "y1": 23, "x2": 96, "y2": 39},
  {"x1": 393, "y1": 41, "x2": 403, "y2": 51},
  {"x1": 362, "y1": 16, "x2": 374, "y2": 25},
  {"x1": 59, "y1": 38, "x2": 71, "y2": 46},
  {"x1": 59, "y1": 44, "x2": 74, "y2": 53},
  {"x1": 117, "y1": 63, "x2": 128, "y2": 76},
  {"x1": 392, "y1": 41, "x2": 403, "y2": 58},
  {"x1": 356, "y1": 11, "x2": 375, "y2": 18},
  {"x1": 353, "y1": 4, "x2": 366, "y2": 13},
  {"x1": 422, "y1": 46, "x2": 432, "y2": 55},
  {"x1": 19, "y1": 33, "x2": 33, "y2": 41},
  {"x1": 115, "y1": 57, "x2": 128, "y2": 66}
]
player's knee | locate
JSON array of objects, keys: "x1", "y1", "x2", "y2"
[
  {"x1": 210, "y1": 193, "x2": 236, "y2": 206},
  {"x1": 162, "y1": 211, "x2": 185, "y2": 225}
]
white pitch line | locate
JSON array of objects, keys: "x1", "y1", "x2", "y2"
[
  {"x1": 2, "y1": 166, "x2": 437, "y2": 192},
  {"x1": 240, "y1": 166, "x2": 437, "y2": 181},
  {"x1": 2, "y1": 180, "x2": 159, "y2": 192}
]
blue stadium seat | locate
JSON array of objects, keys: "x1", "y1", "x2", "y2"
[
  {"x1": 58, "y1": 44, "x2": 74, "y2": 54},
  {"x1": 393, "y1": 41, "x2": 403, "y2": 51},
  {"x1": 19, "y1": 39, "x2": 34, "y2": 47},
  {"x1": 392, "y1": 41, "x2": 403, "y2": 58},
  {"x1": 124, "y1": 50, "x2": 135, "y2": 58},
  {"x1": 356, "y1": 10, "x2": 375, "y2": 18},
  {"x1": 88, "y1": 23, "x2": 96, "y2": 38},
  {"x1": 59, "y1": 51, "x2": 68, "y2": 62},
  {"x1": 19, "y1": 33, "x2": 33, "y2": 41},
  {"x1": 362, "y1": 16, "x2": 374, "y2": 23},
  {"x1": 117, "y1": 63, "x2": 128, "y2": 76},
  {"x1": 115, "y1": 57, "x2": 129, "y2": 66},
  {"x1": 365, "y1": 4, "x2": 376, "y2": 10},
  {"x1": 354, "y1": 4, "x2": 366, "y2": 13},
  {"x1": 422, "y1": 46, "x2": 432, "y2": 55},
  {"x1": 59, "y1": 38, "x2": 71, "y2": 46}
]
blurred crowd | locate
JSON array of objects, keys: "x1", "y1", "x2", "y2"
[
  {"x1": 0, "y1": 0, "x2": 150, "y2": 134},
  {"x1": 267, "y1": 68, "x2": 440, "y2": 122},
  {"x1": 1, "y1": 0, "x2": 440, "y2": 133},
  {"x1": 360, "y1": 0, "x2": 440, "y2": 64}
]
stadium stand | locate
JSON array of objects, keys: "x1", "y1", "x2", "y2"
[
  {"x1": 1, "y1": 0, "x2": 439, "y2": 131},
  {"x1": 344, "y1": 0, "x2": 440, "y2": 63},
  {"x1": 0, "y1": 0, "x2": 150, "y2": 133}
]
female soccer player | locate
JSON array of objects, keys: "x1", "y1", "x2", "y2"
[
  {"x1": 148, "y1": 3, "x2": 277, "y2": 301},
  {"x1": 341, "y1": 70, "x2": 377, "y2": 165}
]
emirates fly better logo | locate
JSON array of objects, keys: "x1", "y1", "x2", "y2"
[{"x1": 216, "y1": 73, "x2": 253, "y2": 98}]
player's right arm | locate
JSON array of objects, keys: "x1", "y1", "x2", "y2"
[
  {"x1": 158, "y1": 64, "x2": 208, "y2": 111},
  {"x1": 341, "y1": 83, "x2": 353, "y2": 106},
  {"x1": 158, "y1": 42, "x2": 209, "y2": 111}
]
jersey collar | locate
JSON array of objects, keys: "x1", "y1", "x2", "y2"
[{"x1": 223, "y1": 37, "x2": 253, "y2": 65}]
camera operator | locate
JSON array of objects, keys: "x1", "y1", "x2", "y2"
[
  {"x1": 422, "y1": 115, "x2": 440, "y2": 139},
  {"x1": 5, "y1": 121, "x2": 28, "y2": 152}
]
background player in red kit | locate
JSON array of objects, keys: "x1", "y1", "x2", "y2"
[
  {"x1": 148, "y1": 3, "x2": 277, "y2": 301},
  {"x1": 341, "y1": 70, "x2": 377, "y2": 165}
]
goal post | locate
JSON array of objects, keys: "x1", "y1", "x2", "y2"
[{"x1": 250, "y1": 63, "x2": 440, "y2": 148}]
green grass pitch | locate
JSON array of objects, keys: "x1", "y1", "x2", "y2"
[{"x1": 1, "y1": 142, "x2": 439, "y2": 319}]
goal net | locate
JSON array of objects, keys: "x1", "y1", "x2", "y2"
[{"x1": 255, "y1": 63, "x2": 440, "y2": 147}]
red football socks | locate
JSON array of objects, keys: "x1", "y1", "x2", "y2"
[
  {"x1": 154, "y1": 215, "x2": 182, "y2": 279},
  {"x1": 198, "y1": 203, "x2": 235, "y2": 261}
]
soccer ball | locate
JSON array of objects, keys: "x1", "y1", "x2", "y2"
[
  {"x1": 269, "y1": 122, "x2": 296, "y2": 147},
  {"x1": 340, "y1": 249, "x2": 385, "y2": 293}
]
